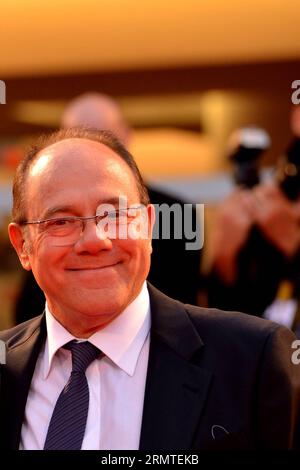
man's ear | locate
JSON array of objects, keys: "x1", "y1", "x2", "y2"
[{"x1": 8, "y1": 223, "x2": 32, "y2": 271}]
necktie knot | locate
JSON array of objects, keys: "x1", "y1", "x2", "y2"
[{"x1": 64, "y1": 340, "x2": 100, "y2": 373}]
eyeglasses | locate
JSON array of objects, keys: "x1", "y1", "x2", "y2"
[{"x1": 19, "y1": 206, "x2": 145, "y2": 246}]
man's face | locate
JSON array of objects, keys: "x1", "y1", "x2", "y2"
[{"x1": 10, "y1": 138, "x2": 154, "y2": 335}]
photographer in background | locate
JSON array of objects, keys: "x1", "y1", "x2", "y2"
[{"x1": 207, "y1": 107, "x2": 300, "y2": 327}]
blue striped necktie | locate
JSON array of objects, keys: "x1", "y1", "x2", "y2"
[{"x1": 44, "y1": 340, "x2": 100, "y2": 450}]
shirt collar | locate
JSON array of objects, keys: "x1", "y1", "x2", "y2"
[{"x1": 43, "y1": 282, "x2": 151, "y2": 379}]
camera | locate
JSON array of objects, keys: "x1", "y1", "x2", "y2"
[
  {"x1": 229, "y1": 126, "x2": 300, "y2": 201},
  {"x1": 227, "y1": 127, "x2": 270, "y2": 189}
]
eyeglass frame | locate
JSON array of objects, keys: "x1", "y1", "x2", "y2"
[{"x1": 17, "y1": 205, "x2": 147, "y2": 241}]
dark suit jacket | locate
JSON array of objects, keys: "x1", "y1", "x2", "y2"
[{"x1": 0, "y1": 284, "x2": 299, "y2": 450}]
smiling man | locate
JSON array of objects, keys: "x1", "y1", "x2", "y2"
[
  {"x1": 0, "y1": 127, "x2": 300, "y2": 450},
  {"x1": 10, "y1": 134, "x2": 153, "y2": 338}
]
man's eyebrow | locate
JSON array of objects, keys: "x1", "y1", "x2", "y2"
[
  {"x1": 40, "y1": 198, "x2": 124, "y2": 220},
  {"x1": 97, "y1": 197, "x2": 123, "y2": 206},
  {"x1": 41, "y1": 206, "x2": 76, "y2": 220}
]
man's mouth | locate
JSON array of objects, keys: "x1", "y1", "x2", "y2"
[{"x1": 67, "y1": 262, "x2": 120, "y2": 271}]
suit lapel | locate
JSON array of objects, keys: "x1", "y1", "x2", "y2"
[
  {"x1": 139, "y1": 284, "x2": 213, "y2": 450},
  {"x1": 2, "y1": 315, "x2": 46, "y2": 449}
]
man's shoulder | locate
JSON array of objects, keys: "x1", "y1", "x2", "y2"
[
  {"x1": 0, "y1": 315, "x2": 44, "y2": 347},
  {"x1": 148, "y1": 284, "x2": 297, "y2": 376},
  {"x1": 184, "y1": 302, "x2": 295, "y2": 351},
  {"x1": 186, "y1": 303, "x2": 278, "y2": 334},
  {"x1": 148, "y1": 282, "x2": 291, "y2": 347}
]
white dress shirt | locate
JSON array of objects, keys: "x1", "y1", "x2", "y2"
[{"x1": 20, "y1": 282, "x2": 151, "y2": 450}]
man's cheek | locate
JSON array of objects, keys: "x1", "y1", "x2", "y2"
[{"x1": 126, "y1": 220, "x2": 149, "y2": 240}]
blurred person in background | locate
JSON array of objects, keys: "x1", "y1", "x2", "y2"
[
  {"x1": 207, "y1": 105, "x2": 300, "y2": 333},
  {"x1": 15, "y1": 93, "x2": 202, "y2": 324}
]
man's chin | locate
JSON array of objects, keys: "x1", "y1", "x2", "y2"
[
  {"x1": 73, "y1": 303, "x2": 123, "y2": 331},
  {"x1": 71, "y1": 296, "x2": 124, "y2": 317}
]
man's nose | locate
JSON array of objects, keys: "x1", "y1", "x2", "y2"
[{"x1": 73, "y1": 220, "x2": 113, "y2": 254}]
